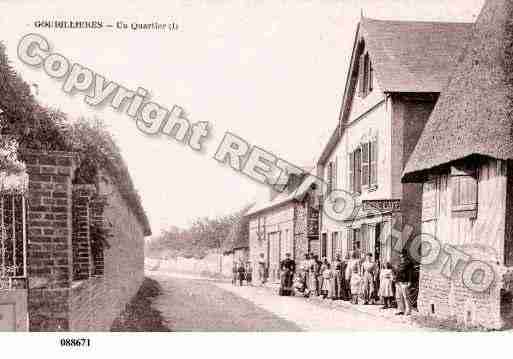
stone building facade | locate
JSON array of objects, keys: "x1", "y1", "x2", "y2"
[{"x1": 247, "y1": 176, "x2": 318, "y2": 283}]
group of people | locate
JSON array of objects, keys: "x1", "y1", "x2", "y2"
[
  {"x1": 232, "y1": 260, "x2": 253, "y2": 286},
  {"x1": 277, "y1": 250, "x2": 415, "y2": 316}
]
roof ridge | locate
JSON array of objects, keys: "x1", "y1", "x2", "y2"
[{"x1": 362, "y1": 16, "x2": 473, "y2": 25}]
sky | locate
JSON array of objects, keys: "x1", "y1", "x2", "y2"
[{"x1": 0, "y1": 0, "x2": 485, "y2": 236}]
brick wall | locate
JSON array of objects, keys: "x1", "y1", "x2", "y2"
[
  {"x1": 21, "y1": 150, "x2": 75, "y2": 331},
  {"x1": 20, "y1": 150, "x2": 147, "y2": 331},
  {"x1": 69, "y1": 173, "x2": 145, "y2": 331}
]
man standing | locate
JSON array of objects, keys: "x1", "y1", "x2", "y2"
[
  {"x1": 257, "y1": 253, "x2": 267, "y2": 286},
  {"x1": 395, "y1": 252, "x2": 412, "y2": 315},
  {"x1": 279, "y1": 253, "x2": 296, "y2": 296},
  {"x1": 332, "y1": 253, "x2": 343, "y2": 300},
  {"x1": 237, "y1": 260, "x2": 246, "y2": 286},
  {"x1": 300, "y1": 253, "x2": 310, "y2": 293},
  {"x1": 331, "y1": 253, "x2": 342, "y2": 299}
]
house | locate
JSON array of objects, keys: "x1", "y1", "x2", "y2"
[
  {"x1": 0, "y1": 44, "x2": 151, "y2": 331},
  {"x1": 316, "y1": 17, "x2": 472, "y2": 267},
  {"x1": 402, "y1": 0, "x2": 513, "y2": 329},
  {"x1": 247, "y1": 170, "x2": 318, "y2": 283}
]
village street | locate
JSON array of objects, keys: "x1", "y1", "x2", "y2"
[{"x1": 146, "y1": 272, "x2": 423, "y2": 331}]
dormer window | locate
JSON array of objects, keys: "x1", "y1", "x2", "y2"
[{"x1": 358, "y1": 52, "x2": 373, "y2": 98}]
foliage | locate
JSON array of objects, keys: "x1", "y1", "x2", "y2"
[
  {"x1": 0, "y1": 138, "x2": 25, "y2": 174},
  {"x1": 90, "y1": 220, "x2": 112, "y2": 250},
  {"x1": 0, "y1": 43, "x2": 149, "y2": 233},
  {"x1": 64, "y1": 117, "x2": 149, "y2": 233},
  {"x1": 145, "y1": 205, "x2": 251, "y2": 260},
  {"x1": 0, "y1": 42, "x2": 68, "y2": 151}
]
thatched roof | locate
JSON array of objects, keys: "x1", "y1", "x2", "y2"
[
  {"x1": 318, "y1": 18, "x2": 472, "y2": 166},
  {"x1": 403, "y1": 0, "x2": 513, "y2": 182},
  {"x1": 362, "y1": 18, "x2": 472, "y2": 93}
]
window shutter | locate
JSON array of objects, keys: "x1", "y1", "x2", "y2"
[
  {"x1": 358, "y1": 53, "x2": 365, "y2": 97},
  {"x1": 331, "y1": 232, "x2": 336, "y2": 260},
  {"x1": 422, "y1": 179, "x2": 437, "y2": 221},
  {"x1": 363, "y1": 54, "x2": 370, "y2": 97},
  {"x1": 362, "y1": 143, "x2": 370, "y2": 187},
  {"x1": 349, "y1": 152, "x2": 354, "y2": 193},
  {"x1": 370, "y1": 139, "x2": 378, "y2": 187},
  {"x1": 355, "y1": 148, "x2": 362, "y2": 193},
  {"x1": 369, "y1": 62, "x2": 374, "y2": 92},
  {"x1": 451, "y1": 167, "x2": 478, "y2": 217},
  {"x1": 327, "y1": 162, "x2": 333, "y2": 195},
  {"x1": 334, "y1": 156, "x2": 338, "y2": 191}
]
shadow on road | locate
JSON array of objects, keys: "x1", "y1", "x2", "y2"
[{"x1": 111, "y1": 277, "x2": 170, "y2": 331}]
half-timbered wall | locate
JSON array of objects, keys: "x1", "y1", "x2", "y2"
[{"x1": 418, "y1": 158, "x2": 513, "y2": 329}]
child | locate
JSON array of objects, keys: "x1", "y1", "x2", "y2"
[
  {"x1": 379, "y1": 262, "x2": 394, "y2": 309},
  {"x1": 293, "y1": 273, "x2": 306, "y2": 296},
  {"x1": 350, "y1": 267, "x2": 362, "y2": 304},
  {"x1": 321, "y1": 263, "x2": 332, "y2": 299}
]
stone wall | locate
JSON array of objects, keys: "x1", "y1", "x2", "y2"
[
  {"x1": 293, "y1": 200, "x2": 309, "y2": 261},
  {"x1": 248, "y1": 199, "x2": 311, "y2": 282},
  {"x1": 418, "y1": 256, "x2": 504, "y2": 329}
]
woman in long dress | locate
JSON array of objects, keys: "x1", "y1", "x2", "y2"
[
  {"x1": 361, "y1": 253, "x2": 376, "y2": 305},
  {"x1": 309, "y1": 256, "x2": 319, "y2": 296},
  {"x1": 378, "y1": 262, "x2": 394, "y2": 309}
]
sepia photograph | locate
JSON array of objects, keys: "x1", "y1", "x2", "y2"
[{"x1": 0, "y1": 0, "x2": 511, "y2": 355}]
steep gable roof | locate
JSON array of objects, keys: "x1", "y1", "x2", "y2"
[
  {"x1": 403, "y1": 0, "x2": 513, "y2": 182},
  {"x1": 362, "y1": 18, "x2": 472, "y2": 93},
  {"x1": 318, "y1": 17, "x2": 472, "y2": 165}
]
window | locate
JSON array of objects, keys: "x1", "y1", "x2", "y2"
[
  {"x1": 358, "y1": 52, "x2": 373, "y2": 98},
  {"x1": 348, "y1": 228, "x2": 361, "y2": 252},
  {"x1": 326, "y1": 159, "x2": 337, "y2": 195},
  {"x1": 451, "y1": 165, "x2": 478, "y2": 218},
  {"x1": 321, "y1": 233, "x2": 327, "y2": 259},
  {"x1": 349, "y1": 139, "x2": 377, "y2": 193},
  {"x1": 370, "y1": 140, "x2": 378, "y2": 187},
  {"x1": 331, "y1": 231, "x2": 339, "y2": 260},
  {"x1": 354, "y1": 148, "x2": 362, "y2": 193},
  {"x1": 361, "y1": 224, "x2": 368, "y2": 254},
  {"x1": 362, "y1": 143, "x2": 370, "y2": 188}
]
